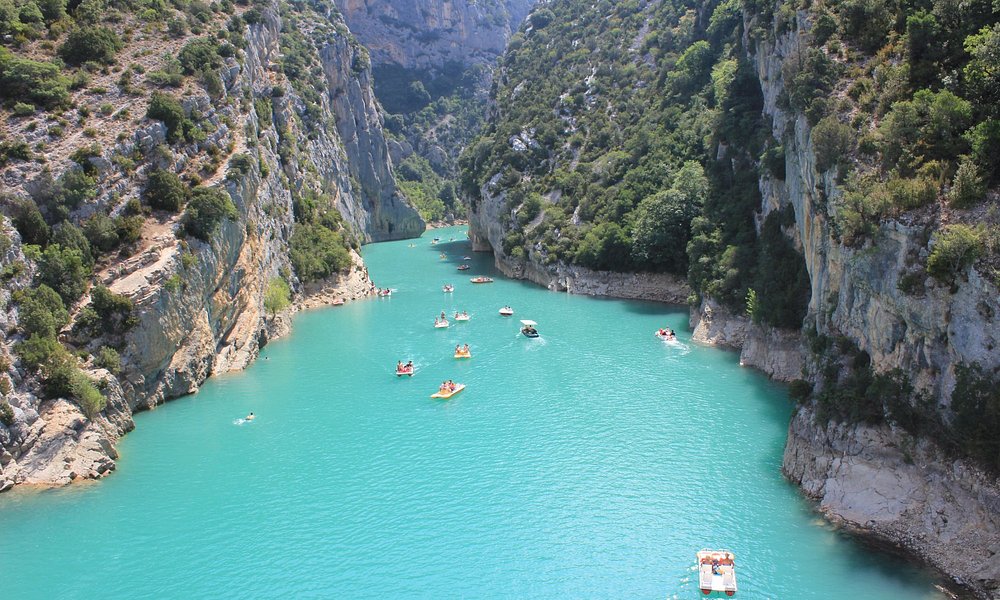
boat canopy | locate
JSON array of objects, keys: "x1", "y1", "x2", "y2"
[{"x1": 520, "y1": 320, "x2": 537, "y2": 326}]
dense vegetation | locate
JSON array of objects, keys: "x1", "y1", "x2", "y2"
[
  {"x1": 461, "y1": 0, "x2": 998, "y2": 318},
  {"x1": 460, "y1": 0, "x2": 809, "y2": 327}
]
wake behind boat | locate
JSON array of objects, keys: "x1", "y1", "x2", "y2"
[{"x1": 697, "y1": 550, "x2": 737, "y2": 597}]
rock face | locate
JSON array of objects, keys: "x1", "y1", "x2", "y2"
[
  {"x1": 743, "y1": 13, "x2": 1000, "y2": 597},
  {"x1": 784, "y1": 406, "x2": 1000, "y2": 596},
  {"x1": 333, "y1": 0, "x2": 535, "y2": 71},
  {"x1": 0, "y1": 1, "x2": 423, "y2": 492}
]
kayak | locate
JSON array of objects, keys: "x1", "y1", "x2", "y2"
[{"x1": 431, "y1": 384, "x2": 465, "y2": 399}]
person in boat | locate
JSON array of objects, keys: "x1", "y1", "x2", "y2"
[
  {"x1": 440, "y1": 311, "x2": 447, "y2": 319},
  {"x1": 397, "y1": 361, "x2": 404, "y2": 371},
  {"x1": 246, "y1": 412, "x2": 255, "y2": 421},
  {"x1": 406, "y1": 360, "x2": 413, "y2": 369},
  {"x1": 462, "y1": 344, "x2": 469, "y2": 353},
  {"x1": 455, "y1": 344, "x2": 461, "y2": 354},
  {"x1": 446, "y1": 379, "x2": 455, "y2": 391}
]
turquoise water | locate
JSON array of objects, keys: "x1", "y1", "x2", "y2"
[{"x1": 0, "y1": 226, "x2": 946, "y2": 599}]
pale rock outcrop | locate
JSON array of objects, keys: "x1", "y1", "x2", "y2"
[{"x1": 784, "y1": 406, "x2": 1000, "y2": 597}]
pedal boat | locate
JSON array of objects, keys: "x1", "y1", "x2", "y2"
[
  {"x1": 431, "y1": 383, "x2": 465, "y2": 399},
  {"x1": 442, "y1": 284, "x2": 454, "y2": 293},
  {"x1": 454, "y1": 312, "x2": 470, "y2": 321},
  {"x1": 697, "y1": 549, "x2": 737, "y2": 597},
  {"x1": 395, "y1": 366, "x2": 414, "y2": 377},
  {"x1": 499, "y1": 306, "x2": 514, "y2": 316},
  {"x1": 454, "y1": 349, "x2": 472, "y2": 359}
]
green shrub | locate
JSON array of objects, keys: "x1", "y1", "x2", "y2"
[
  {"x1": 35, "y1": 243, "x2": 91, "y2": 304},
  {"x1": 115, "y1": 214, "x2": 143, "y2": 245},
  {"x1": 263, "y1": 277, "x2": 290, "y2": 316},
  {"x1": 788, "y1": 379, "x2": 813, "y2": 403},
  {"x1": 183, "y1": 186, "x2": 238, "y2": 240},
  {"x1": 15, "y1": 333, "x2": 62, "y2": 371},
  {"x1": 926, "y1": 224, "x2": 984, "y2": 285},
  {"x1": 878, "y1": 89, "x2": 972, "y2": 174},
  {"x1": 146, "y1": 92, "x2": 187, "y2": 143},
  {"x1": 15, "y1": 284, "x2": 68, "y2": 337},
  {"x1": 12, "y1": 101, "x2": 34, "y2": 116},
  {"x1": 573, "y1": 222, "x2": 632, "y2": 271},
  {"x1": 83, "y1": 213, "x2": 120, "y2": 252},
  {"x1": 965, "y1": 120, "x2": 1000, "y2": 184},
  {"x1": 12, "y1": 200, "x2": 49, "y2": 246},
  {"x1": 70, "y1": 370, "x2": 105, "y2": 418},
  {"x1": 144, "y1": 169, "x2": 188, "y2": 211},
  {"x1": 90, "y1": 284, "x2": 137, "y2": 335},
  {"x1": 59, "y1": 26, "x2": 123, "y2": 66},
  {"x1": 812, "y1": 116, "x2": 854, "y2": 173},
  {"x1": 94, "y1": 346, "x2": 120, "y2": 374},
  {"x1": 0, "y1": 138, "x2": 32, "y2": 165},
  {"x1": 290, "y1": 223, "x2": 351, "y2": 282},
  {"x1": 0, "y1": 48, "x2": 70, "y2": 108},
  {"x1": 948, "y1": 156, "x2": 986, "y2": 209},
  {"x1": 962, "y1": 24, "x2": 1000, "y2": 118},
  {"x1": 51, "y1": 222, "x2": 94, "y2": 267},
  {"x1": 0, "y1": 398, "x2": 13, "y2": 426},
  {"x1": 178, "y1": 38, "x2": 221, "y2": 75},
  {"x1": 227, "y1": 153, "x2": 254, "y2": 178}
]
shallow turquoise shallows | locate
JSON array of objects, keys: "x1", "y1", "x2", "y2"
[{"x1": 0, "y1": 226, "x2": 946, "y2": 599}]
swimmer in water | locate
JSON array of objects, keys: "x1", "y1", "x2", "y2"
[{"x1": 246, "y1": 412, "x2": 255, "y2": 421}]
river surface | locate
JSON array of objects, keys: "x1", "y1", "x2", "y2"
[{"x1": 0, "y1": 226, "x2": 947, "y2": 598}]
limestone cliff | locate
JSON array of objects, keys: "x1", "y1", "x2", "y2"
[
  {"x1": 744, "y1": 11, "x2": 1000, "y2": 597},
  {"x1": 0, "y1": 0, "x2": 422, "y2": 491},
  {"x1": 332, "y1": 0, "x2": 534, "y2": 72}
]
